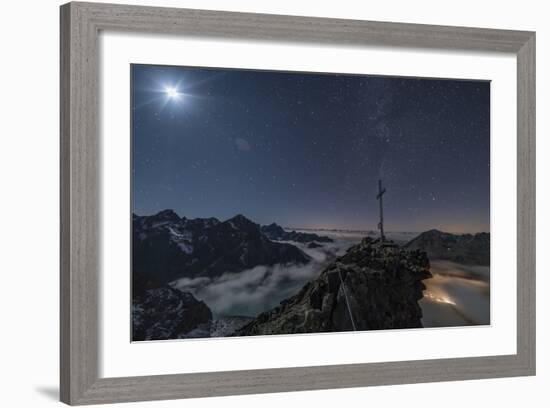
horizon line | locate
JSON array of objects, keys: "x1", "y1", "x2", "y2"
[{"x1": 133, "y1": 209, "x2": 490, "y2": 235}]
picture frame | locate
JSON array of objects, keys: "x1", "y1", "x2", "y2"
[{"x1": 60, "y1": 1, "x2": 535, "y2": 405}]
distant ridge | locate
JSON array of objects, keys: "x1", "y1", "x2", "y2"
[
  {"x1": 260, "y1": 222, "x2": 333, "y2": 243},
  {"x1": 404, "y1": 229, "x2": 489, "y2": 265}
]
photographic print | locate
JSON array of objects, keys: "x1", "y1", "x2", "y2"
[{"x1": 131, "y1": 64, "x2": 490, "y2": 342}]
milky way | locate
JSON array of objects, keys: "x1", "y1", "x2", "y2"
[{"x1": 132, "y1": 64, "x2": 490, "y2": 233}]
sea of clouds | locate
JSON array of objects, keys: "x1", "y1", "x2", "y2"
[
  {"x1": 170, "y1": 230, "x2": 489, "y2": 329},
  {"x1": 171, "y1": 231, "x2": 363, "y2": 317}
]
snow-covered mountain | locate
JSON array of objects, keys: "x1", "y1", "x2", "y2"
[{"x1": 132, "y1": 210, "x2": 311, "y2": 288}]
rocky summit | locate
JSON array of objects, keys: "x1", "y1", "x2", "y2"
[{"x1": 236, "y1": 237, "x2": 432, "y2": 336}]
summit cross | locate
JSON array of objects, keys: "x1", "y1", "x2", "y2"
[{"x1": 376, "y1": 179, "x2": 386, "y2": 242}]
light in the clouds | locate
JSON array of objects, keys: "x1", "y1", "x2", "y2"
[{"x1": 165, "y1": 86, "x2": 180, "y2": 100}]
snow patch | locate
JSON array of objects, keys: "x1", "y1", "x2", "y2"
[{"x1": 177, "y1": 241, "x2": 194, "y2": 255}]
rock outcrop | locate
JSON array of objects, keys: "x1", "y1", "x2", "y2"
[
  {"x1": 209, "y1": 316, "x2": 255, "y2": 337},
  {"x1": 404, "y1": 229, "x2": 490, "y2": 265},
  {"x1": 236, "y1": 237, "x2": 432, "y2": 335},
  {"x1": 132, "y1": 283, "x2": 256, "y2": 340},
  {"x1": 132, "y1": 286, "x2": 212, "y2": 341}
]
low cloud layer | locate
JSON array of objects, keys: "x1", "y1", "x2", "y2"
[
  {"x1": 169, "y1": 231, "x2": 490, "y2": 329},
  {"x1": 421, "y1": 260, "x2": 490, "y2": 327},
  {"x1": 171, "y1": 234, "x2": 361, "y2": 317}
]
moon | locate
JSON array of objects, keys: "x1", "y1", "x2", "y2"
[{"x1": 164, "y1": 86, "x2": 181, "y2": 100}]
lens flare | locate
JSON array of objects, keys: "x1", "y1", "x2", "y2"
[{"x1": 165, "y1": 86, "x2": 180, "y2": 100}]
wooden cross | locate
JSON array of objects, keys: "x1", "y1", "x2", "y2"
[{"x1": 376, "y1": 179, "x2": 386, "y2": 242}]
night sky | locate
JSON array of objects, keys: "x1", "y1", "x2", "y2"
[{"x1": 132, "y1": 64, "x2": 490, "y2": 233}]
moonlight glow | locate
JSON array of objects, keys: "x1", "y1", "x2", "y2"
[{"x1": 164, "y1": 86, "x2": 180, "y2": 100}]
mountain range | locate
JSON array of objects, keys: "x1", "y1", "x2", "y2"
[
  {"x1": 132, "y1": 210, "x2": 320, "y2": 291},
  {"x1": 132, "y1": 211, "x2": 490, "y2": 339}
]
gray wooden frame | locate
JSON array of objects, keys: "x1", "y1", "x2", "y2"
[{"x1": 60, "y1": 1, "x2": 536, "y2": 405}]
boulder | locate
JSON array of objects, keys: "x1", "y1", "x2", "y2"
[{"x1": 132, "y1": 286, "x2": 212, "y2": 341}]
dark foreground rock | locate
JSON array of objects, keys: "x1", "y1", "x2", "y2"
[
  {"x1": 236, "y1": 238, "x2": 432, "y2": 335},
  {"x1": 132, "y1": 286, "x2": 212, "y2": 341},
  {"x1": 209, "y1": 316, "x2": 255, "y2": 337}
]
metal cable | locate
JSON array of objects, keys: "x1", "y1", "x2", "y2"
[{"x1": 337, "y1": 269, "x2": 357, "y2": 331}]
